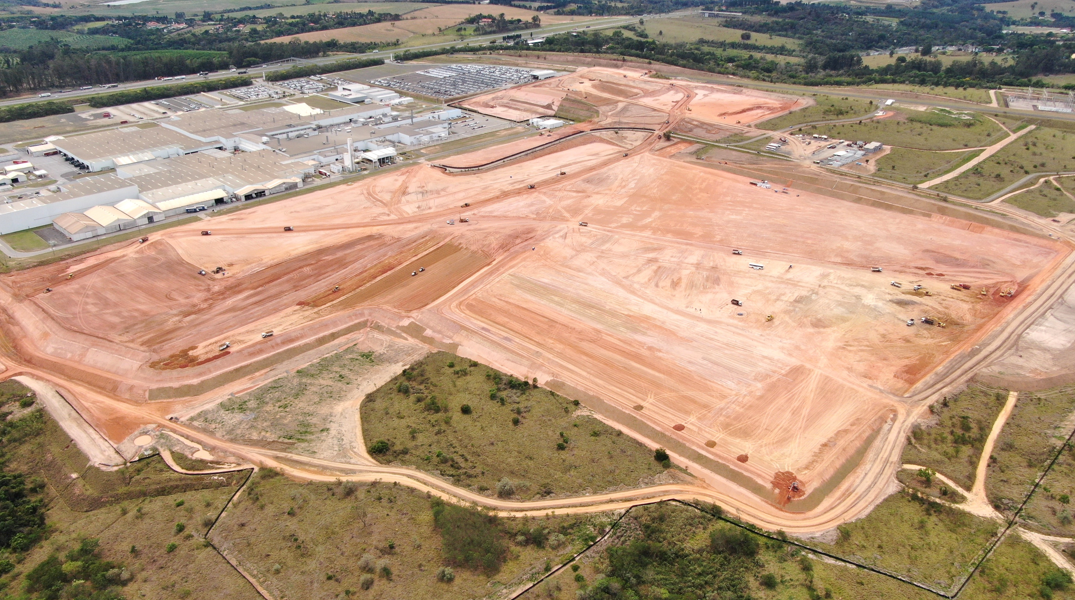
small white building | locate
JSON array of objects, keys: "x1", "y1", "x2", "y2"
[
  {"x1": 530, "y1": 69, "x2": 557, "y2": 80},
  {"x1": 53, "y1": 212, "x2": 105, "y2": 241},
  {"x1": 359, "y1": 147, "x2": 397, "y2": 167},
  {"x1": 529, "y1": 117, "x2": 565, "y2": 130}
]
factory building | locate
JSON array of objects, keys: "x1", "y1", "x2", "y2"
[
  {"x1": 53, "y1": 199, "x2": 162, "y2": 241},
  {"x1": 0, "y1": 175, "x2": 138, "y2": 234},
  {"x1": 51, "y1": 125, "x2": 221, "y2": 172}
]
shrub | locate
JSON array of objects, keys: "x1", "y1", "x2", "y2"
[
  {"x1": 710, "y1": 529, "x2": 759, "y2": 557},
  {"x1": 359, "y1": 553, "x2": 376, "y2": 573},
  {"x1": 1043, "y1": 569, "x2": 1072, "y2": 591},
  {"x1": 360, "y1": 574, "x2": 375, "y2": 590},
  {"x1": 18, "y1": 397, "x2": 33, "y2": 408},
  {"x1": 1061, "y1": 494, "x2": 1070, "y2": 505},
  {"x1": 654, "y1": 448, "x2": 669, "y2": 463},
  {"x1": 460, "y1": 404, "x2": 472, "y2": 415},
  {"x1": 512, "y1": 416, "x2": 520, "y2": 426},
  {"x1": 174, "y1": 523, "x2": 185, "y2": 535},
  {"x1": 436, "y1": 566, "x2": 455, "y2": 582},
  {"x1": 496, "y1": 478, "x2": 515, "y2": 498},
  {"x1": 166, "y1": 542, "x2": 178, "y2": 553},
  {"x1": 377, "y1": 559, "x2": 391, "y2": 579},
  {"x1": 369, "y1": 440, "x2": 390, "y2": 455},
  {"x1": 760, "y1": 573, "x2": 778, "y2": 589},
  {"x1": 431, "y1": 500, "x2": 507, "y2": 573}
]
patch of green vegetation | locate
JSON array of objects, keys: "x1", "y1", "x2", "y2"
[
  {"x1": 756, "y1": 95, "x2": 876, "y2": 131},
  {"x1": 874, "y1": 147, "x2": 983, "y2": 185},
  {"x1": 808, "y1": 110, "x2": 1002, "y2": 151},
  {"x1": 934, "y1": 127, "x2": 1075, "y2": 200},
  {"x1": 0, "y1": 227, "x2": 49, "y2": 252},
  {"x1": 897, "y1": 468, "x2": 967, "y2": 504},
  {"x1": 902, "y1": 386, "x2": 1009, "y2": 491},
  {"x1": 811, "y1": 490, "x2": 999, "y2": 588},
  {"x1": 860, "y1": 83, "x2": 992, "y2": 104},
  {"x1": 361, "y1": 352, "x2": 670, "y2": 499},
  {"x1": 432, "y1": 499, "x2": 506, "y2": 574},
  {"x1": 1005, "y1": 180, "x2": 1075, "y2": 217},
  {"x1": 960, "y1": 535, "x2": 1075, "y2": 600},
  {"x1": 637, "y1": 16, "x2": 800, "y2": 47},
  {"x1": 985, "y1": 387, "x2": 1075, "y2": 536},
  {"x1": 555, "y1": 96, "x2": 599, "y2": 122},
  {"x1": 0, "y1": 28, "x2": 130, "y2": 51},
  {"x1": 24, "y1": 537, "x2": 130, "y2": 599},
  {"x1": 220, "y1": 470, "x2": 609, "y2": 599}
]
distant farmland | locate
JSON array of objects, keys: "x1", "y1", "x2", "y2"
[{"x1": 0, "y1": 29, "x2": 130, "y2": 51}]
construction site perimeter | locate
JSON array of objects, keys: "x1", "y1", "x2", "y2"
[{"x1": 0, "y1": 66, "x2": 1069, "y2": 532}]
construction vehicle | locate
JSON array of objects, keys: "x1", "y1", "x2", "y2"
[
  {"x1": 937, "y1": 321, "x2": 947, "y2": 328},
  {"x1": 766, "y1": 314, "x2": 774, "y2": 322},
  {"x1": 201, "y1": 231, "x2": 211, "y2": 236},
  {"x1": 198, "y1": 270, "x2": 207, "y2": 276},
  {"x1": 559, "y1": 171, "x2": 566, "y2": 175},
  {"x1": 906, "y1": 319, "x2": 915, "y2": 326},
  {"x1": 981, "y1": 288, "x2": 989, "y2": 296},
  {"x1": 579, "y1": 221, "x2": 588, "y2": 227},
  {"x1": 732, "y1": 249, "x2": 743, "y2": 255},
  {"x1": 960, "y1": 283, "x2": 971, "y2": 290},
  {"x1": 333, "y1": 286, "x2": 340, "y2": 292},
  {"x1": 921, "y1": 316, "x2": 935, "y2": 325},
  {"x1": 890, "y1": 281, "x2": 902, "y2": 288},
  {"x1": 462, "y1": 203, "x2": 470, "y2": 207},
  {"x1": 731, "y1": 299, "x2": 743, "y2": 307},
  {"x1": 623, "y1": 153, "x2": 628, "y2": 157},
  {"x1": 951, "y1": 284, "x2": 963, "y2": 291},
  {"x1": 139, "y1": 236, "x2": 149, "y2": 243},
  {"x1": 261, "y1": 331, "x2": 274, "y2": 338},
  {"x1": 528, "y1": 184, "x2": 535, "y2": 189},
  {"x1": 213, "y1": 266, "x2": 224, "y2": 274},
  {"x1": 419, "y1": 267, "x2": 425, "y2": 272},
  {"x1": 44, "y1": 288, "x2": 51, "y2": 293},
  {"x1": 219, "y1": 342, "x2": 230, "y2": 351},
  {"x1": 284, "y1": 226, "x2": 294, "y2": 231},
  {"x1": 871, "y1": 267, "x2": 883, "y2": 272},
  {"x1": 411, "y1": 271, "x2": 417, "y2": 276},
  {"x1": 447, "y1": 219, "x2": 455, "y2": 225},
  {"x1": 749, "y1": 263, "x2": 764, "y2": 270},
  {"x1": 1001, "y1": 289, "x2": 1015, "y2": 297},
  {"x1": 460, "y1": 217, "x2": 469, "y2": 223},
  {"x1": 913, "y1": 285, "x2": 922, "y2": 291}
]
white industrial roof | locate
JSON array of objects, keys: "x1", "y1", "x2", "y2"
[
  {"x1": 84, "y1": 205, "x2": 134, "y2": 228},
  {"x1": 114, "y1": 198, "x2": 161, "y2": 220},
  {"x1": 284, "y1": 103, "x2": 323, "y2": 117},
  {"x1": 360, "y1": 148, "x2": 397, "y2": 160},
  {"x1": 233, "y1": 177, "x2": 301, "y2": 197},
  {"x1": 54, "y1": 212, "x2": 103, "y2": 235},
  {"x1": 153, "y1": 188, "x2": 228, "y2": 213},
  {"x1": 5, "y1": 163, "x2": 33, "y2": 173},
  {"x1": 27, "y1": 142, "x2": 55, "y2": 153}
]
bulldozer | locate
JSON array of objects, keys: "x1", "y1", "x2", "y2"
[{"x1": 766, "y1": 314, "x2": 774, "y2": 322}]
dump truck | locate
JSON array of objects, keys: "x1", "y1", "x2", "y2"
[
  {"x1": 284, "y1": 226, "x2": 294, "y2": 231},
  {"x1": 460, "y1": 217, "x2": 469, "y2": 223},
  {"x1": 261, "y1": 331, "x2": 274, "y2": 338},
  {"x1": 139, "y1": 236, "x2": 149, "y2": 243},
  {"x1": 219, "y1": 342, "x2": 230, "y2": 351},
  {"x1": 44, "y1": 288, "x2": 51, "y2": 293},
  {"x1": 906, "y1": 319, "x2": 915, "y2": 326},
  {"x1": 579, "y1": 221, "x2": 588, "y2": 227},
  {"x1": 201, "y1": 231, "x2": 211, "y2": 236},
  {"x1": 198, "y1": 270, "x2": 206, "y2": 276},
  {"x1": 419, "y1": 267, "x2": 425, "y2": 272},
  {"x1": 411, "y1": 271, "x2": 417, "y2": 276},
  {"x1": 921, "y1": 316, "x2": 935, "y2": 325},
  {"x1": 447, "y1": 219, "x2": 455, "y2": 225},
  {"x1": 749, "y1": 263, "x2": 764, "y2": 270},
  {"x1": 913, "y1": 285, "x2": 922, "y2": 291},
  {"x1": 732, "y1": 249, "x2": 743, "y2": 255},
  {"x1": 731, "y1": 299, "x2": 743, "y2": 307},
  {"x1": 891, "y1": 281, "x2": 902, "y2": 288},
  {"x1": 528, "y1": 185, "x2": 535, "y2": 189},
  {"x1": 462, "y1": 203, "x2": 470, "y2": 207},
  {"x1": 960, "y1": 283, "x2": 971, "y2": 290},
  {"x1": 871, "y1": 267, "x2": 883, "y2": 272},
  {"x1": 951, "y1": 284, "x2": 963, "y2": 291}
]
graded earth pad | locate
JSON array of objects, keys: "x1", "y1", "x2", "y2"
[{"x1": 0, "y1": 67, "x2": 1065, "y2": 519}]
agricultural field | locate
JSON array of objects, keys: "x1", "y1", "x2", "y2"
[
  {"x1": 805, "y1": 109, "x2": 1004, "y2": 151},
  {"x1": 874, "y1": 147, "x2": 983, "y2": 185},
  {"x1": 755, "y1": 94, "x2": 876, "y2": 130},
  {"x1": 634, "y1": 16, "x2": 800, "y2": 47},
  {"x1": 902, "y1": 386, "x2": 1010, "y2": 491},
  {"x1": 234, "y1": 1, "x2": 428, "y2": 18},
  {"x1": 1004, "y1": 179, "x2": 1075, "y2": 217},
  {"x1": 860, "y1": 51, "x2": 1002, "y2": 70},
  {"x1": 933, "y1": 126, "x2": 1075, "y2": 199},
  {"x1": 986, "y1": 388, "x2": 1075, "y2": 519},
  {"x1": 361, "y1": 352, "x2": 672, "y2": 498},
  {"x1": 73, "y1": 0, "x2": 323, "y2": 16},
  {"x1": 216, "y1": 469, "x2": 612, "y2": 600},
  {"x1": 986, "y1": 0, "x2": 1075, "y2": 19},
  {"x1": 0, "y1": 28, "x2": 130, "y2": 50}
]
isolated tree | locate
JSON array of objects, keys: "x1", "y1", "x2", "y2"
[{"x1": 740, "y1": 32, "x2": 751, "y2": 41}]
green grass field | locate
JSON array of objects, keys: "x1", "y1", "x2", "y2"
[
  {"x1": 0, "y1": 28, "x2": 129, "y2": 50},
  {"x1": 1005, "y1": 179, "x2": 1075, "y2": 217},
  {"x1": 933, "y1": 126, "x2": 1075, "y2": 199},
  {"x1": 874, "y1": 147, "x2": 983, "y2": 185},
  {"x1": 755, "y1": 94, "x2": 877, "y2": 131},
  {"x1": 72, "y1": 0, "x2": 327, "y2": 16},
  {"x1": 636, "y1": 16, "x2": 799, "y2": 48},
  {"x1": 902, "y1": 386, "x2": 1010, "y2": 491},
  {"x1": 361, "y1": 352, "x2": 669, "y2": 498},
  {"x1": 217, "y1": 469, "x2": 609, "y2": 599},
  {"x1": 986, "y1": 0, "x2": 1075, "y2": 19},
  {"x1": 959, "y1": 535, "x2": 1075, "y2": 600},
  {"x1": 232, "y1": 1, "x2": 427, "y2": 17},
  {"x1": 805, "y1": 110, "x2": 1003, "y2": 151},
  {"x1": 0, "y1": 227, "x2": 49, "y2": 252},
  {"x1": 860, "y1": 83, "x2": 994, "y2": 104}
]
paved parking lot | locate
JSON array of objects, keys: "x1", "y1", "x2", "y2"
[{"x1": 372, "y1": 64, "x2": 536, "y2": 99}]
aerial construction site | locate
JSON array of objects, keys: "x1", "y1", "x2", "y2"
[{"x1": 0, "y1": 66, "x2": 1070, "y2": 536}]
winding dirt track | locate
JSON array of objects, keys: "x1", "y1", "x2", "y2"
[{"x1": 2, "y1": 68, "x2": 1074, "y2": 537}]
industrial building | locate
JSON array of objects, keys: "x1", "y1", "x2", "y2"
[
  {"x1": 51, "y1": 125, "x2": 221, "y2": 172},
  {"x1": 0, "y1": 175, "x2": 138, "y2": 234},
  {"x1": 53, "y1": 199, "x2": 162, "y2": 241},
  {"x1": 529, "y1": 117, "x2": 566, "y2": 130}
]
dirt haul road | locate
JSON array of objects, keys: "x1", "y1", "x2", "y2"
[{"x1": 0, "y1": 67, "x2": 1069, "y2": 535}]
